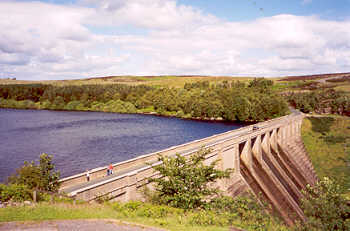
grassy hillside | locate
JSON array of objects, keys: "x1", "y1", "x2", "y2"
[
  {"x1": 301, "y1": 115, "x2": 350, "y2": 193},
  {"x1": 0, "y1": 75, "x2": 255, "y2": 88}
]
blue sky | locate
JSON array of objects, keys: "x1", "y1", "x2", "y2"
[
  {"x1": 0, "y1": 0, "x2": 349, "y2": 79},
  {"x1": 179, "y1": 0, "x2": 350, "y2": 21},
  {"x1": 45, "y1": 0, "x2": 350, "y2": 21}
]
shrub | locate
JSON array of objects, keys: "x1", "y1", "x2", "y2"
[
  {"x1": 0, "y1": 184, "x2": 32, "y2": 202},
  {"x1": 298, "y1": 177, "x2": 350, "y2": 231},
  {"x1": 8, "y1": 153, "x2": 60, "y2": 192},
  {"x1": 149, "y1": 148, "x2": 233, "y2": 209}
]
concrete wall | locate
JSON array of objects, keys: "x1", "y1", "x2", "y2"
[{"x1": 59, "y1": 111, "x2": 318, "y2": 225}]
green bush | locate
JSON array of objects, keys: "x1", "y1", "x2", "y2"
[
  {"x1": 0, "y1": 184, "x2": 32, "y2": 202},
  {"x1": 149, "y1": 148, "x2": 233, "y2": 209},
  {"x1": 8, "y1": 153, "x2": 60, "y2": 192},
  {"x1": 297, "y1": 177, "x2": 350, "y2": 231}
]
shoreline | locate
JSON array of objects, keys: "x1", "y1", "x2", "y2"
[{"x1": 0, "y1": 106, "x2": 253, "y2": 125}]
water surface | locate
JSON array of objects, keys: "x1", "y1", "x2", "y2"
[{"x1": 0, "y1": 109, "x2": 245, "y2": 182}]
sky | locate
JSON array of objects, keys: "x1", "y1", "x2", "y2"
[{"x1": 0, "y1": 0, "x2": 350, "y2": 80}]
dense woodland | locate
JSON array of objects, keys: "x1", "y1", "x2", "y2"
[
  {"x1": 0, "y1": 79, "x2": 289, "y2": 122},
  {"x1": 287, "y1": 89, "x2": 350, "y2": 116}
]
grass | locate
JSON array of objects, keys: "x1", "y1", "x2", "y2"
[
  {"x1": 301, "y1": 115, "x2": 350, "y2": 193},
  {"x1": 2, "y1": 201, "x2": 281, "y2": 231},
  {"x1": 0, "y1": 202, "x2": 224, "y2": 231},
  {"x1": 0, "y1": 195, "x2": 292, "y2": 231}
]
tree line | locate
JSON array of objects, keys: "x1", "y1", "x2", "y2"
[
  {"x1": 287, "y1": 89, "x2": 350, "y2": 116},
  {"x1": 0, "y1": 78, "x2": 289, "y2": 122}
]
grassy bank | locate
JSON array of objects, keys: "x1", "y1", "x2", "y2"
[
  {"x1": 0, "y1": 201, "x2": 289, "y2": 231},
  {"x1": 301, "y1": 115, "x2": 350, "y2": 193}
]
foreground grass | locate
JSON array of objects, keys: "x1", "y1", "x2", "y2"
[
  {"x1": 0, "y1": 202, "x2": 224, "y2": 231},
  {"x1": 301, "y1": 115, "x2": 350, "y2": 192},
  {"x1": 0, "y1": 200, "x2": 290, "y2": 231}
]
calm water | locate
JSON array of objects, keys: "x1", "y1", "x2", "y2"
[{"x1": 0, "y1": 109, "x2": 245, "y2": 182}]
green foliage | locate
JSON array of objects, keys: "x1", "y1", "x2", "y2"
[
  {"x1": 297, "y1": 177, "x2": 350, "y2": 231},
  {"x1": 0, "y1": 79, "x2": 289, "y2": 122},
  {"x1": 112, "y1": 201, "x2": 183, "y2": 219},
  {"x1": 248, "y1": 78, "x2": 274, "y2": 93},
  {"x1": 307, "y1": 117, "x2": 335, "y2": 133},
  {"x1": 287, "y1": 89, "x2": 350, "y2": 115},
  {"x1": 206, "y1": 195, "x2": 275, "y2": 231},
  {"x1": 149, "y1": 148, "x2": 233, "y2": 209},
  {"x1": 0, "y1": 184, "x2": 32, "y2": 202},
  {"x1": 8, "y1": 153, "x2": 60, "y2": 192},
  {"x1": 189, "y1": 210, "x2": 229, "y2": 226},
  {"x1": 109, "y1": 198, "x2": 287, "y2": 231}
]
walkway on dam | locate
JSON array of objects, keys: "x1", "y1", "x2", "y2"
[
  {"x1": 62, "y1": 122, "x2": 271, "y2": 195},
  {"x1": 63, "y1": 161, "x2": 156, "y2": 195},
  {"x1": 63, "y1": 133, "x2": 231, "y2": 194}
]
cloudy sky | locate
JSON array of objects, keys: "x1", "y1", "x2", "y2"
[{"x1": 1, "y1": 0, "x2": 350, "y2": 80}]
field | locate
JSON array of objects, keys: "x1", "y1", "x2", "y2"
[
  {"x1": 0, "y1": 75, "x2": 255, "y2": 88},
  {"x1": 1, "y1": 72, "x2": 350, "y2": 95}
]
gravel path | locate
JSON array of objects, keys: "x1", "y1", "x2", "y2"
[{"x1": 0, "y1": 219, "x2": 167, "y2": 231}]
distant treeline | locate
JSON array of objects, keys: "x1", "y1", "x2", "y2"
[
  {"x1": 287, "y1": 89, "x2": 350, "y2": 116},
  {"x1": 0, "y1": 78, "x2": 289, "y2": 122}
]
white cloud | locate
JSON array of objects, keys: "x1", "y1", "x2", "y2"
[
  {"x1": 0, "y1": 0, "x2": 349, "y2": 80},
  {"x1": 79, "y1": 0, "x2": 218, "y2": 30}
]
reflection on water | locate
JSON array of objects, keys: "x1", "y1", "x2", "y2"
[{"x1": 0, "y1": 109, "x2": 245, "y2": 182}]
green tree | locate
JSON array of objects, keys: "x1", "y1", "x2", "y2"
[
  {"x1": 248, "y1": 78, "x2": 273, "y2": 93},
  {"x1": 149, "y1": 148, "x2": 233, "y2": 209},
  {"x1": 8, "y1": 153, "x2": 60, "y2": 192}
]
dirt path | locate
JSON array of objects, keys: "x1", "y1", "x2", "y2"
[{"x1": 0, "y1": 219, "x2": 167, "y2": 231}]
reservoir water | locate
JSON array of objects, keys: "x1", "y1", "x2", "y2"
[{"x1": 0, "y1": 109, "x2": 245, "y2": 182}]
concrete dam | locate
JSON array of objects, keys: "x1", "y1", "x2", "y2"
[{"x1": 59, "y1": 112, "x2": 318, "y2": 225}]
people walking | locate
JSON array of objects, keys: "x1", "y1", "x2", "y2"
[
  {"x1": 107, "y1": 163, "x2": 113, "y2": 176},
  {"x1": 86, "y1": 169, "x2": 90, "y2": 182}
]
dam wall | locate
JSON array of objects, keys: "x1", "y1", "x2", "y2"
[{"x1": 59, "y1": 112, "x2": 318, "y2": 225}]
